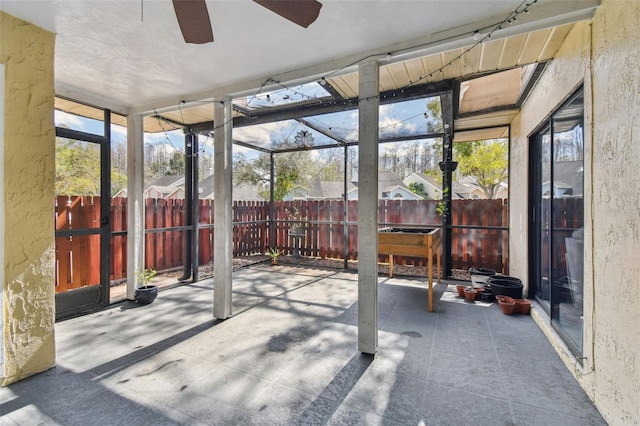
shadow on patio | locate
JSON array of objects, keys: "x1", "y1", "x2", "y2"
[{"x1": 1, "y1": 265, "x2": 605, "y2": 425}]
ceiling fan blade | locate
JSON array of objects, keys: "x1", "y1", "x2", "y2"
[
  {"x1": 172, "y1": 0, "x2": 214, "y2": 44},
  {"x1": 253, "y1": 0, "x2": 322, "y2": 28}
]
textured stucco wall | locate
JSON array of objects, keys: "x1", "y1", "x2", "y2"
[
  {"x1": 510, "y1": 21, "x2": 592, "y2": 298},
  {"x1": 510, "y1": 17, "x2": 596, "y2": 391},
  {"x1": 0, "y1": 11, "x2": 56, "y2": 385},
  {"x1": 510, "y1": 0, "x2": 640, "y2": 423},
  {"x1": 590, "y1": 0, "x2": 640, "y2": 423}
]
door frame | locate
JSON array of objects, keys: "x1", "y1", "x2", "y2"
[
  {"x1": 528, "y1": 86, "x2": 585, "y2": 356},
  {"x1": 54, "y1": 107, "x2": 111, "y2": 319}
]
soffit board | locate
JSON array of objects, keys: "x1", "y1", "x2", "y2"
[
  {"x1": 454, "y1": 109, "x2": 519, "y2": 131},
  {"x1": 326, "y1": 24, "x2": 573, "y2": 97},
  {"x1": 454, "y1": 126, "x2": 509, "y2": 142},
  {"x1": 56, "y1": 23, "x2": 574, "y2": 136}
]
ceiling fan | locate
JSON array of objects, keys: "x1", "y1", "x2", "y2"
[{"x1": 172, "y1": 0, "x2": 323, "y2": 44}]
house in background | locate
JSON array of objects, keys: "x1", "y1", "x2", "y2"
[
  {"x1": 116, "y1": 175, "x2": 264, "y2": 201},
  {"x1": 349, "y1": 171, "x2": 422, "y2": 201},
  {"x1": 144, "y1": 185, "x2": 184, "y2": 200},
  {"x1": 282, "y1": 185, "x2": 309, "y2": 201},
  {"x1": 308, "y1": 178, "x2": 357, "y2": 201},
  {"x1": 403, "y1": 172, "x2": 508, "y2": 200},
  {"x1": 403, "y1": 172, "x2": 441, "y2": 199},
  {"x1": 455, "y1": 176, "x2": 509, "y2": 199},
  {"x1": 199, "y1": 175, "x2": 265, "y2": 202},
  {"x1": 285, "y1": 172, "x2": 420, "y2": 201},
  {"x1": 113, "y1": 175, "x2": 185, "y2": 199}
]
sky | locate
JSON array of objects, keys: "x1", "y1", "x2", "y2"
[{"x1": 54, "y1": 81, "x2": 442, "y2": 163}]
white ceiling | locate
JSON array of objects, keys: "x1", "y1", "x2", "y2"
[{"x1": 1, "y1": 0, "x2": 598, "y2": 116}]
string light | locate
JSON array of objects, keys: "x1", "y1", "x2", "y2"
[
  {"x1": 157, "y1": 0, "x2": 538, "y2": 148},
  {"x1": 401, "y1": 0, "x2": 536, "y2": 88}
]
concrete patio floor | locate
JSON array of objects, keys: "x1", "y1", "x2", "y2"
[{"x1": 1, "y1": 264, "x2": 606, "y2": 425}]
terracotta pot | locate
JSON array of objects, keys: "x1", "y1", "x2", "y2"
[
  {"x1": 498, "y1": 299, "x2": 516, "y2": 315},
  {"x1": 456, "y1": 285, "x2": 467, "y2": 297},
  {"x1": 463, "y1": 288, "x2": 477, "y2": 302},
  {"x1": 514, "y1": 299, "x2": 532, "y2": 315},
  {"x1": 473, "y1": 287, "x2": 485, "y2": 300},
  {"x1": 495, "y1": 295, "x2": 514, "y2": 304}
]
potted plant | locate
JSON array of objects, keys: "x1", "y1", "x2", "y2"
[
  {"x1": 267, "y1": 247, "x2": 282, "y2": 265},
  {"x1": 463, "y1": 286, "x2": 477, "y2": 302},
  {"x1": 134, "y1": 268, "x2": 158, "y2": 305}
]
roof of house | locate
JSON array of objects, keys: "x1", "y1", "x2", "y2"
[
  {"x1": 145, "y1": 185, "x2": 183, "y2": 199},
  {"x1": 409, "y1": 172, "x2": 441, "y2": 189},
  {"x1": 308, "y1": 177, "x2": 356, "y2": 199},
  {"x1": 147, "y1": 175, "x2": 184, "y2": 188},
  {"x1": 199, "y1": 174, "x2": 265, "y2": 201}
]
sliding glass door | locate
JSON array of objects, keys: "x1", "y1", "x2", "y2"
[{"x1": 530, "y1": 87, "x2": 584, "y2": 356}]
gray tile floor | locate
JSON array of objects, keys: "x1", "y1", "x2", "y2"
[{"x1": 0, "y1": 264, "x2": 607, "y2": 425}]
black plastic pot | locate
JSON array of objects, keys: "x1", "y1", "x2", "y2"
[
  {"x1": 134, "y1": 285, "x2": 159, "y2": 305},
  {"x1": 469, "y1": 267, "x2": 496, "y2": 276},
  {"x1": 479, "y1": 291, "x2": 495, "y2": 302},
  {"x1": 470, "y1": 267, "x2": 496, "y2": 286},
  {"x1": 488, "y1": 276, "x2": 523, "y2": 299}
]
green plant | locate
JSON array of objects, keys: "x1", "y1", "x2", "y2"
[
  {"x1": 436, "y1": 188, "x2": 449, "y2": 217},
  {"x1": 267, "y1": 247, "x2": 282, "y2": 260},
  {"x1": 135, "y1": 268, "x2": 157, "y2": 286}
]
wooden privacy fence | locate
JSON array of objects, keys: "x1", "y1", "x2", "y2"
[
  {"x1": 450, "y1": 199, "x2": 509, "y2": 272},
  {"x1": 55, "y1": 196, "x2": 101, "y2": 292},
  {"x1": 55, "y1": 197, "x2": 521, "y2": 292}
]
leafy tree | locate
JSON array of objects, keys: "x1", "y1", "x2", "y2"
[
  {"x1": 426, "y1": 97, "x2": 443, "y2": 133},
  {"x1": 55, "y1": 138, "x2": 101, "y2": 196},
  {"x1": 168, "y1": 151, "x2": 185, "y2": 175},
  {"x1": 234, "y1": 139, "x2": 320, "y2": 201},
  {"x1": 408, "y1": 182, "x2": 429, "y2": 199},
  {"x1": 56, "y1": 137, "x2": 130, "y2": 196},
  {"x1": 111, "y1": 169, "x2": 127, "y2": 196},
  {"x1": 455, "y1": 139, "x2": 508, "y2": 199}
]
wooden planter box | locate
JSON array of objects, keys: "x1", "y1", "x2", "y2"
[{"x1": 378, "y1": 227, "x2": 441, "y2": 312}]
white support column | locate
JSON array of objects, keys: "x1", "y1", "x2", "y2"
[
  {"x1": 126, "y1": 114, "x2": 145, "y2": 300},
  {"x1": 358, "y1": 61, "x2": 380, "y2": 354},
  {"x1": 213, "y1": 98, "x2": 233, "y2": 319}
]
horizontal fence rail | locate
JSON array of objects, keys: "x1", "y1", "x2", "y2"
[{"x1": 54, "y1": 196, "x2": 528, "y2": 292}]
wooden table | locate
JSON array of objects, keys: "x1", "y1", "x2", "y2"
[{"x1": 378, "y1": 227, "x2": 441, "y2": 312}]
